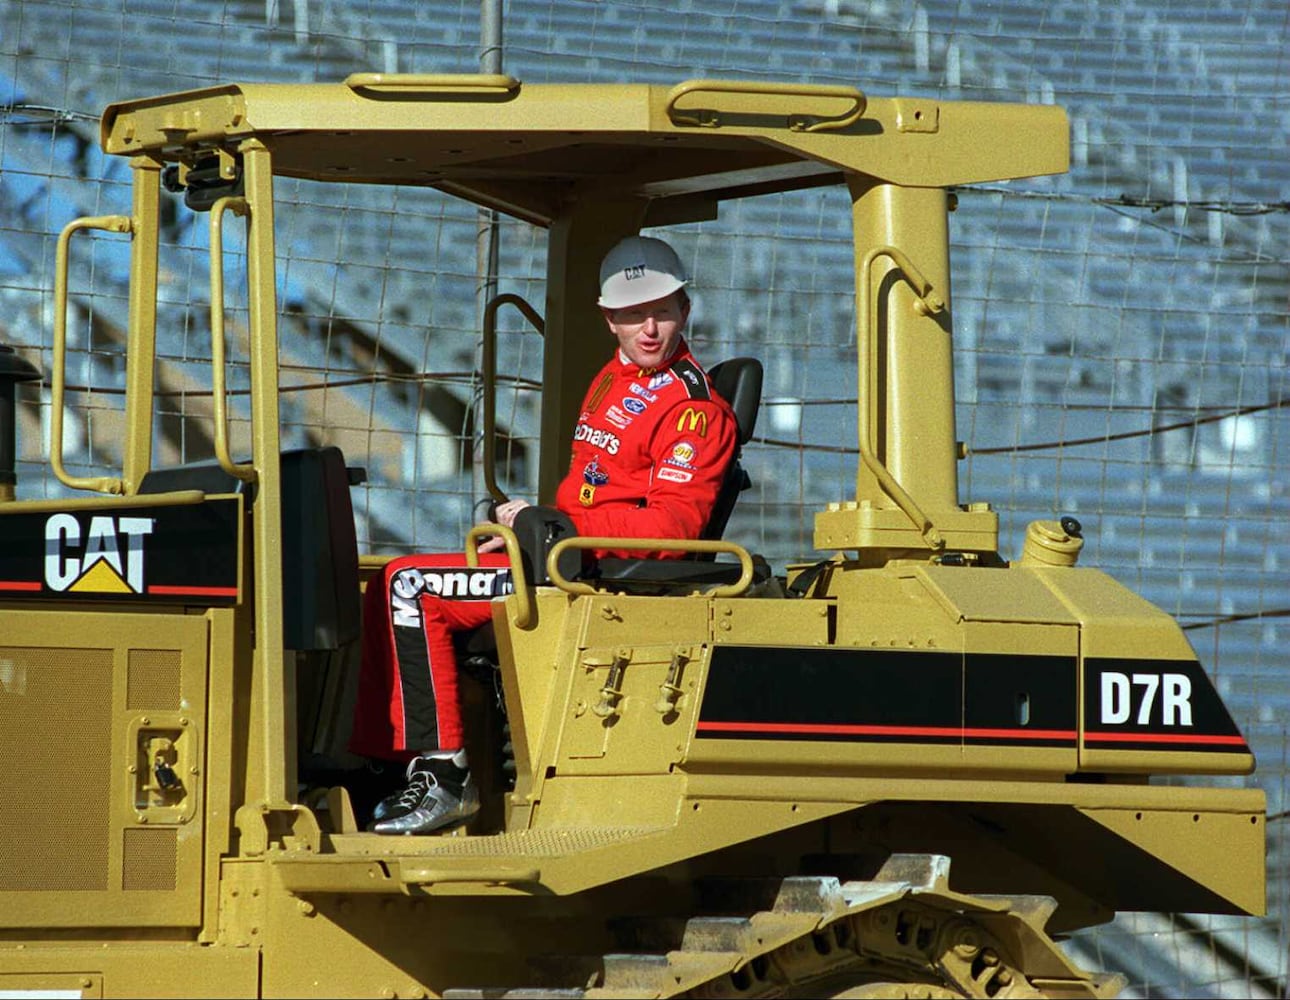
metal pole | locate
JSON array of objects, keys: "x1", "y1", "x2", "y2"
[
  {"x1": 479, "y1": 0, "x2": 503, "y2": 288},
  {"x1": 480, "y1": 0, "x2": 503, "y2": 74},
  {"x1": 475, "y1": 0, "x2": 503, "y2": 500},
  {"x1": 240, "y1": 138, "x2": 291, "y2": 808},
  {"x1": 122, "y1": 157, "x2": 162, "y2": 493}
]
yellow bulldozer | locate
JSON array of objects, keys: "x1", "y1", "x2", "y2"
[{"x1": 0, "y1": 74, "x2": 1265, "y2": 997}]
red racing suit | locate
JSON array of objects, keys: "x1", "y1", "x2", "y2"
[
  {"x1": 349, "y1": 341, "x2": 736, "y2": 761},
  {"x1": 555, "y1": 340, "x2": 738, "y2": 558}
]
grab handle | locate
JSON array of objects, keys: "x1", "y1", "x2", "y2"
[
  {"x1": 547, "y1": 538, "x2": 756, "y2": 598},
  {"x1": 465, "y1": 523, "x2": 534, "y2": 629},
  {"x1": 480, "y1": 293, "x2": 545, "y2": 504},
  {"x1": 856, "y1": 245, "x2": 946, "y2": 549},
  {"x1": 210, "y1": 196, "x2": 257, "y2": 482},
  {"x1": 666, "y1": 79, "x2": 865, "y2": 133},
  {"x1": 345, "y1": 73, "x2": 520, "y2": 96},
  {"x1": 52, "y1": 215, "x2": 132, "y2": 494}
]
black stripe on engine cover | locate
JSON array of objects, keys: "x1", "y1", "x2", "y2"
[{"x1": 696, "y1": 645, "x2": 1078, "y2": 746}]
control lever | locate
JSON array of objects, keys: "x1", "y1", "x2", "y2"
[
  {"x1": 655, "y1": 648, "x2": 690, "y2": 714},
  {"x1": 594, "y1": 649, "x2": 630, "y2": 718}
]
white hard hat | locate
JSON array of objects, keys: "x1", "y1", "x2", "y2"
[{"x1": 597, "y1": 236, "x2": 689, "y2": 309}]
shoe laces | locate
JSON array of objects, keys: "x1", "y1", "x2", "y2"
[{"x1": 391, "y1": 769, "x2": 437, "y2": 812}]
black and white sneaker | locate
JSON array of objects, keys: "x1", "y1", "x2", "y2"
[{"x1": 370, "y1": 750, "x2": 480, "y2": 835}]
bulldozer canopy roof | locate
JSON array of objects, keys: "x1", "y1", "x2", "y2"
[{"x1": 100, "y1": 76, "x2": 1068, "y2": 226}]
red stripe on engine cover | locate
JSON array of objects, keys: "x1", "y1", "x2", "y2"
[{"x1": 696, "y1": 720, "x2": 1078, "y2": 741}]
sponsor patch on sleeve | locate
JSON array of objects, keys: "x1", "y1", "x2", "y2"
[{"x1": 667, "y1": 441, "x2": 697, "y2": 467}]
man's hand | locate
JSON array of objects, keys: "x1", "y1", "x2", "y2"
[
  {"x1": 477, "y1": 499, "x2": 532, "y2": 553},
  {"x1": 493, "y1": 499, "x2": 532, "y2": 527}
]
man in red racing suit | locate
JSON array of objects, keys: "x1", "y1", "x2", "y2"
[
  {"x1": 553, "y1": 336, "x2": 735, "y2": 556},
  {"x1": 349, "y1": 235, "x2": 737, "y2": 835}
]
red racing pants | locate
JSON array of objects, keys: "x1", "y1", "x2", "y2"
[{"x1": 348, "y1": 552, "x2": 513, "y2": 762}]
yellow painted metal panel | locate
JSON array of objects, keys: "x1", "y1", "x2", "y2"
[{"x1": 0, "y1": 610, "x2": 208, "y2": 928}]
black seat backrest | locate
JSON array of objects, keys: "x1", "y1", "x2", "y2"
[
  {"x1": 709, "y1": 357, "x2": 763, "y2": 447},
  {"x1": 278, "y1": 447, "x2": 362, "y2": 651},
  {"x1": 699, "y1": 357, "x2": 763, "y2": 543},
  {"x1": 139, "y1": 446, "x2": 362, "y2": 651}
]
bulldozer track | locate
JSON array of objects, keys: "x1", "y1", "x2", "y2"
[{"x1": 442, "y1": 854, "x2": 1124, "y2": 999}]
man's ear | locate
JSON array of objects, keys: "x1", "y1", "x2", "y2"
[{"x1": 599, "y1": 305, "x2": 617, "y2": 331}]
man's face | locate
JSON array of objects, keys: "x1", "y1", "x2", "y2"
[{"x1": 602, "y1": 292, "x2": 689, "y2": 370}]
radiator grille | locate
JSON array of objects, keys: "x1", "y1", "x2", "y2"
[
  {"x1": 0, "y1": 646, "x2": 112, "y2": 891},
  {"x1": 122, "y1": 828, "x2": 178, "y2": 891},
  {"x1": 127, "y1": 648, "x2": 182, "y2": 711}
]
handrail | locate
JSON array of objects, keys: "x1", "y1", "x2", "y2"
[
  {"x1": 465, "y1": 522, "x2": 533, "y2": 629},
  {"x1": 857, "y1": 245, "x2": 947, "y2": 549},
  {"x1": 400, "y1": 864, "x2": 542, "y2": 886},
  {"x1": 480, "y1": 293, "x2": 545, "y2": 504},
  {"x1": 546, "y1": 538, "x2": 756, "y2": 598},
  {"x1": 209, "y1": 196, "x2": 257, "y2": 482},
  {"x1": 344, "y1": 72, "x2": 520, "y2": 95},
  {"x1": 51, "y1": 215, "x2": 132, "y2": 494},
  {"x1": 0, "y1": 489, "x2": 208, "y2": 515},
  {"x1": 666, "y1": 79, "x2": 866, "y2": 133}
]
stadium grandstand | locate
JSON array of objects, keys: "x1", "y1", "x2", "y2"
[{"x1": 0, "y1": 1, "x2": 1285, "y2": 995}]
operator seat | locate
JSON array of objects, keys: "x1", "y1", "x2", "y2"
[{"x1": 511, "y1": 356, "x2": 764, "y2": 588}]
